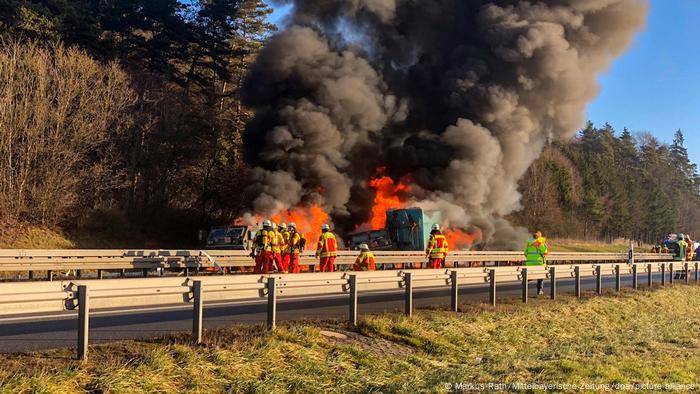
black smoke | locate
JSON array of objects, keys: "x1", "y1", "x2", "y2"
[{"x1": 243, "y1": 0, "x2": 648, "y2": 249}]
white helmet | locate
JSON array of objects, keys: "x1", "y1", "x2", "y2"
[
  {"x1": 359, "y1": 243, "x2": 369, "y2": 250},
  {"x1": 288, "y1": 222, "x2": 297, "y2": 229},
  {"x1": 321, "y1": 224, "x2": 331, "y2": 231},
  {"x1": 279, "y1": 222, "x2": 287, "y2": 230},
  {"x1": 432, "y1": 224, "x2": 441, "y2": 231},
  {"x1": 271, "y1": 222, "x2": 277, "y2": 230},
  {"x1": 262, "y1": 220, "x2": 272, "y2": 228}
]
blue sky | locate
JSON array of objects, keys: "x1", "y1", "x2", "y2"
[{"x1": 268, "y1": 0, "x2": 700, "y2": 164}]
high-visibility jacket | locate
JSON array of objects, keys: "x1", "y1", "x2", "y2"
[
  {"x1": 278, "y1": 230, "x2": 288, "y2": 253},
  {"x1": 426, "y1": 233, "x2": 449, "y2": 259},
  {"x1": 269, "y1": 230, "x2": 283, "y2": 254},
  {"x1": 677, "y1": 240, "x2": 688, "y2": 261},
  {"x1": 288, "y1": 231, "x2": 304, "y2": 255},
  {"x1": 354, "y1": 251, "x2": 376, "y2": 271},
  {"x1": 316, "y1": 232, "x2": 338, "y2": 258},
  {"x1": 253, "y1": 229, "x2": 271, "y2": 253},
  {"x1": 524, "y1": 237, "x2": 548, "y2": 266}
]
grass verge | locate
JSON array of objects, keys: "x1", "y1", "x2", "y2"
[{"x1": 1, "y1": 286, "x2": 699, "y2": 393}]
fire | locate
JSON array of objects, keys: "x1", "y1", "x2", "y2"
[
  {"x1": 444, "y1": 228, "x2": 483, "y2": 250},
  {"x1": 359, "y1": 168, "x2": 413, "y2": 230},
  {"x1": 271, "y1": 204, "x2": 329, "y2": 245}
]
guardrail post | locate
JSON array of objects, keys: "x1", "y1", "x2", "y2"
[
  {"x1": 615, "y1": 265, "x2": 621, "y2": 292},
  {"x1": 648, "y1": 263, "x2": 653, "y2": 288},
  {"x1": 142, "y1": 268, "x2": 149, "y2": 278},
  {"x1": 193, "y1": 280, "x2": 203, "y2": 344},
  {"x1": 77, "y1": 285, "x2": 89, "y2": 361},
  {"x1": 450, "y1": 271, "x2": 459, "y2": 311},
  {"x1": 47, "y1": 270, "x2": 53, "y2": 281},
  {"x1": 628, "y1": 241, "x2": 635, "y2": 264},
  {"x1": 696, "y1": 262, "x2": 699, "y2": 284},
  {"x1": 120, "y1": 269, "x2": 126, "y2": 278},
  {"x1": 595, "y1": 265, "x2": 602, "y2": 295},
  {"x1": 267, "y1": 277, "x2": 277, "y2": 330},
  {"x1": 521, "y1": 268, "x2": 528, "y2": 304},
  {"x1": 669, "y1": 263, "x2": 674, "y2": 285},
  {"x1": 549, "y1": 266, "x2": 556, "y2": 300},
  {"x1": 404, "y1": 273, "x2": 413, "y2": 317},
  {"x1": 489, "y1": 269, "x2": 496, "y2": 307},
  {"x1": 349, "y1": 275, "x2": 358, "y2": 326},
  {"x1": 632, "y1": 264, "x2": 638, "y2": 290},
  {"x1": 574, "y1": 266, "x2": 581, "y2": 298},
  {"x1": 661, "y1": 264, "x2": 666, "y2": 286},
  {"x1": 685, "y1": 263, "x2": 690, "y2": 284},
  {"x1": 76, "y1": 270, "x2": 82, "y2": 279},
  {"x1": 97, "y1": 270, "x2": 104, "y2": 280},
  {"x1": 28, "y1": 271, "x2": 34, "y2": 280}
]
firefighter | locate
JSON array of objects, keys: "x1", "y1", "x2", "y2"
[
  {"x1": 278, "y1": 223, "x2": 290, "y2": 273},
  {"x1": 677, "y1": 234, "x2": 688, "y2": 262},
  {"x1": 252, "y1": 220, "x2": 273, "y2": 274},
  {"x1": 315, "y1": 224, "x2": 338, "y2": 272},
  {"x1": 425, "y1": 224, "x2": 449, "y2": 269},
  {"x1": 266, "y1": 222, "x2": 281, "y2": 272},
  {"x1": 524, "y1": 230, "x2": 548, "y2": 295},
  {"x1": 287, "y1": 222, "x2": 305, "y2": 273},
  {"x1": 353, "y1": 244, "x2": 376, "y2": 271}
]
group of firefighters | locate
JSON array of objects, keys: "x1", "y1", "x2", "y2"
[
  {"x1": 652, "y1": 233, "x2": 699, "y2": 261},
  {"x1": 250, "y1": 221, "x2": 451, "y2": 274}
]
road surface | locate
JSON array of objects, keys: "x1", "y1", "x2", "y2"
[{"x1": 0, "y1": 273, "x2": 668, "y2": 353}]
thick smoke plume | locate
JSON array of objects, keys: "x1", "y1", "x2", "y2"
[{"x1": 243, "y1": 0, "x2": 647, "y2": 249}]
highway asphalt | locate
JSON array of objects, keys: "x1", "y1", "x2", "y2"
[{"x1": 0, "y1": 272, "x2": 671, "y2": 354}]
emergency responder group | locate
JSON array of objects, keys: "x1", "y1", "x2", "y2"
[{"x1": 251, "y1": 221, "x2": 451, "y2": 273}]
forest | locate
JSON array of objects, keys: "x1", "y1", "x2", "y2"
[{"x1": 0, "y1": 0, "x2": 698, "y2": 246}]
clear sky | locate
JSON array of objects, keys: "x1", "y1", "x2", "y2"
[{"x1": 268, "y1": 0, "x2": 700, "y2": 164}]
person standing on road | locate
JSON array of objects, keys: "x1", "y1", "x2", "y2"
[
  {"x1": 287, "y1": 222, "x2": 305, "y2": 273},
  {"x1": 278, "y1": 223, "x2": 290, "y2": 273},
  {"x1": 315, "y1": 224, "x2": 338, "y2": 272},
  {"x1": 353, "y1": 244, "x2": 376, "y2": 271},
  {"x1": 524, "y1": 230, "x2": 548, "y2": 295},
  {"x1": 252, "y1": 220, "x2": 273, "y2": 274},
  {"x1": 425, "y1": 224, "x2": 449, "y2": 269}
]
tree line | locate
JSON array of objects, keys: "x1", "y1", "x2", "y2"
[
  {"x1": 513, "y1": 123, "x2": 700, "y2": 244},
  {"x1": 1, "y1": 1, "x2": 698, "y2": 245},
  {"x1": 0, "y1": 0, "x2": 274, "y2": 243}
]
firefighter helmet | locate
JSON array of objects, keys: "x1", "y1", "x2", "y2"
[
  {"x1": 359, "y1": 243, "x2": 369, "y2": 250},
  {"x1": 279, "y1": 222, "x2": 287, "y2": 230},
  {"x1": 321, "y1": 224, "x2": 331, "y2": 231},
  {"x1": 262, "y1": 220, "x2": 272, "y2": 228},
  {"x1": 288, "y1": 222, "x2": 296, "y2": 229},
  {"x1": 432, "y1": 224, "x2": 441, "y2": 231}
]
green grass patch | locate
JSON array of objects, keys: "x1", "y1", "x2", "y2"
[{"x1": 1, "y1": 287, "x2": 699, "y2": 393}]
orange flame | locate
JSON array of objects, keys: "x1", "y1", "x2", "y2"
[
  {"x1": 444, "y1": 228, "x2": 482, "y2": 250},
  {"x1": 358, "y1": 168, "x2": 413, "y2": 231},
  {"x1": 271, "y1": 204, "x2": 329, "y2": 245}
]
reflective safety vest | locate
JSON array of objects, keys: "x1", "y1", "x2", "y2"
[
  {"x1": 677, "y1": 240, "x2": 688, "y2": 261},
  {"x1": 288, "y1": 231, "x2": 304, "y2": 255},
  {"x1": 426, "y1": 233, "x2": 449, "y2": 259},
  {"x1": 253, "y1": 230, "x2": 271, "y2": 252},
  {"x1": 524, "y1": 237, "x2": 548, "y2": 266},
  {"x1": 316, "y1": 232, "x2": 338, "y2": 258},
  {"x1": 278, "y1": 230, "x2": 288, "y2": 253},
  {"x1": 354, "y1": 251, "x2": 376, "y2": 271},
  {"x1": 269, "y1": 230, "x2": 283, "y2": 254}
]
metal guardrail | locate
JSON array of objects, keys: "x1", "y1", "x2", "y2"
[
  {"x1": 1, "y1": 258, "x2": 696, "y2": 361},
  {"x1": 0, "y1": 249, "x2": 676, "y2": 279}
]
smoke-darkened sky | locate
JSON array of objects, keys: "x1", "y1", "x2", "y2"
[{"x1": 271, "y1": 0, "x2": 700, "y2": 165}]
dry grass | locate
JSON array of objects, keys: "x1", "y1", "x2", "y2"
[
  {"x1": 1, "y1": 286, "x2": 699, "y2": 393},
  {"x1": 548, "y1": 238, "x2": 642, "y2": 253}
]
